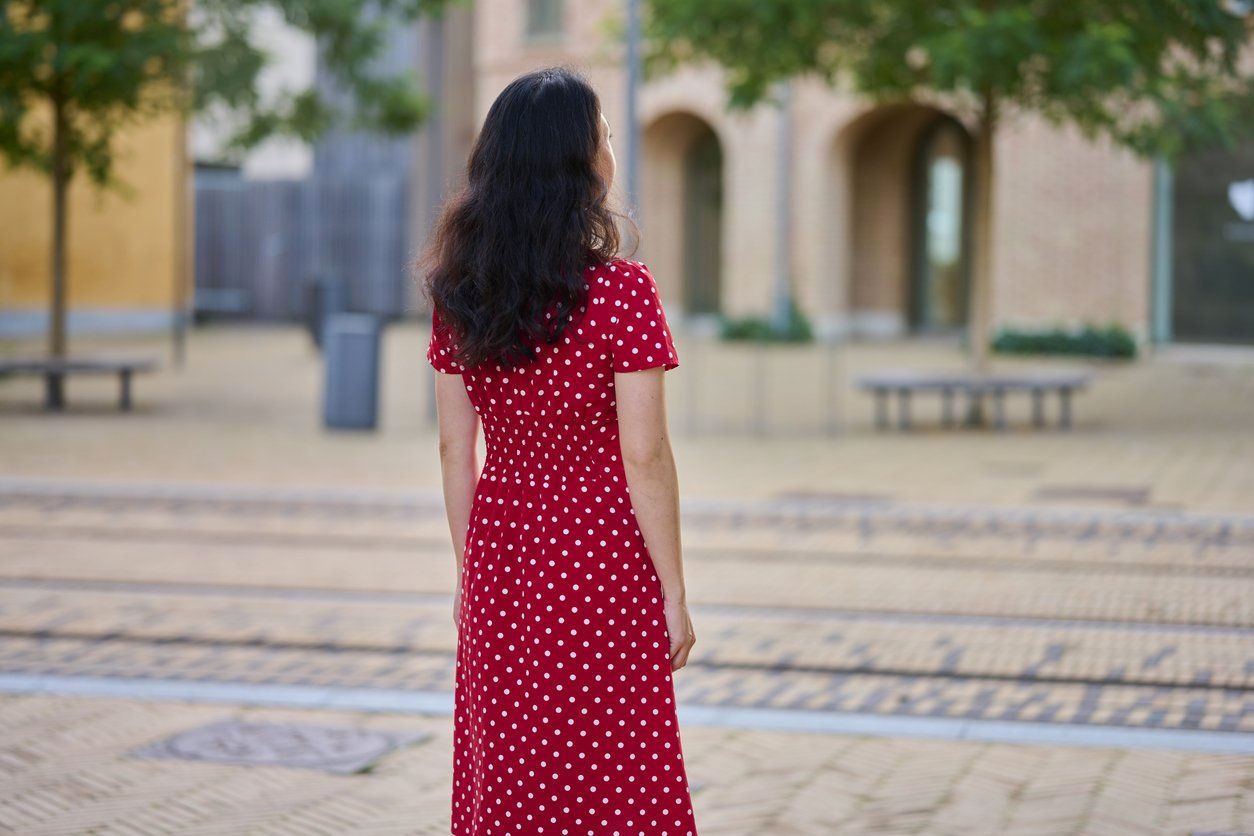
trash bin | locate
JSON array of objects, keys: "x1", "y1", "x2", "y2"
[
  {"x1": 306, "y1": 274, "x2": 348, "y2": 350},
  {"x1": 322, "y1": 313, "x2": 382, "y2": 430}
]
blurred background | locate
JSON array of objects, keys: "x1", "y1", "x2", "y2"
[{"x1": 1, "y1": 1, "x2": 1252, "y2": 833}]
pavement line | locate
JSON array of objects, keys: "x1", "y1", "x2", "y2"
[
  {"x1": 4, "y1": 627, "x2": 1250, "y2": 693},
  {"x1": 5, "y1": 576, "x2": 1252, "y2": 638},
  {"x1": 2, "y1": 475, "x2": 1252, "y2": 537},
  {"x1": 8, "y1": 522, "x2": 1253, "y2": 579},
  {"x1": 1, "y1": 673, "x2": 1250, "y2": 756}
]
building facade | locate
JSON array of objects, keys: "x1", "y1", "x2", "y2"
[
  {"x1": 457, "y1": 0, "x2": 1254, "y2": 346},
  {"x1": 0, "y1": 115, "x2": 190, "y2": 338}
]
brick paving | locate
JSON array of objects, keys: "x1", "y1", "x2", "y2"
[
  {"x1": 1, "y1": 325, "x2": 1253, "y2": 833},
  {"x1": 0, "y1": 695, "x2": 1250, "y2": 834}
]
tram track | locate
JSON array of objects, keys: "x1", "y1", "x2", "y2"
[{"x1": 1, "y1": 625, "x2": 1250, "y2": 695}]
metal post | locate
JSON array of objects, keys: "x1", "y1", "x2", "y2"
[
  {"x1": 625, "y1": 0, "x2": 642, "y2": 227},
  {"x1": 1150, "y1": 157, "x2": 1174, "y2": 346},
  {"x1": 823, "y1": 338, "x2": 839, "y2": 436},
  {"x1": 685, "y1": 332, "x2": 699, "y2": 436},
  {"x1": 752, "y1": 346, "x2": 767, "y2": 436},
  {"x1": 771, "y1": 80, "x2": 794, "y2": 334}
]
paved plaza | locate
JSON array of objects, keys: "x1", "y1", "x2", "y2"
[{"x1": 1, "y1": 324, "x2": 1252, "y2": 834}]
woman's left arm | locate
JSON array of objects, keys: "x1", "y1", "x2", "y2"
[{"x1": 434, "y1": 372, "x2": 480, "y2": 603}]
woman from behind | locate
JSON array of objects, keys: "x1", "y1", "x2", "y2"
[{"x1": 418, "y1": 65, "x2": 699, "y2": 835}]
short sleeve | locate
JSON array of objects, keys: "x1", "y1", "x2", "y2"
[
  {"x1": 608, "y1": 260, "x2": 680, "y2": 373},
  {"x1": 426, "y1": 307, "x2": 465, "y2": 374}
]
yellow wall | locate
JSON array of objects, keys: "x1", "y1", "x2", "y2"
[{"x1": 0, "y1": 113, "x2": 189, "y2": 334}]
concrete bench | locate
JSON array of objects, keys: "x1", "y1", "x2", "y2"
[
  {"x1": 855, "y1": 369, "x2": 1092, "y2": 430},
  {"x1": 0, "y1": 356, "x2": 159, "y2": 411}
]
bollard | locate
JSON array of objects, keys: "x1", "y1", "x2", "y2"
[{"x1": 323, "y1": 313, "x2": 382, "y2": 430}]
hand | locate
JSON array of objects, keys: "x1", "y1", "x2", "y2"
[
  {"x1": 663, "y1": 593, "x2": 696, "y2": 672},
  {"x1": 452, "y1": 582, "x2": 463, "y2": 631}
]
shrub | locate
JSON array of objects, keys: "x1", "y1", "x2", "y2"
[
  {"x1": 991, "y1": 322, "x2": 1137, "y2": 359},
  {"x1": 718, "y1": 299, "x2": 815, "y2": 343}
]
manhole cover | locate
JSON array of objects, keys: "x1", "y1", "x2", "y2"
[{"x1": 133, "y1": 719, "x2": 430, "y2": 774}]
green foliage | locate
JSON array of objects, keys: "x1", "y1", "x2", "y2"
[
  {"x1": 0, "y1": 0, "x2": 458, "y2": 187},
  {"x1": 645, "y1": 0, "x2": 1254, "y2": 158},
  {"x1": 991, "y1": 322, "x2": 1138, "y2": 359},
  {"x1": 0, "y1": 0, "x2": 188, "y2": 187},
  {"x1": 718, "y1": 298, "x2": 815, "y2": 343}
]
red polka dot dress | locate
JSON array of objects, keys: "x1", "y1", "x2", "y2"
[{"x1": 427, "y1": 258, "x2": 698, "y2": 835}]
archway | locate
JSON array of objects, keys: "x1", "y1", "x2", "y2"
[
  {"x1": 642, "y1": 112, "x2": 724, "y2": 317},
  {"x1": 838, "y1": 104, "x2": 972, "y2": 337}
]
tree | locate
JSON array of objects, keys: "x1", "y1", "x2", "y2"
[
  {"x1": 645, "y1": 0, "x2": 1253, "y2": 373},
  {"x1": 0, "y1": 0, "x2": 453, "y2": 397}
]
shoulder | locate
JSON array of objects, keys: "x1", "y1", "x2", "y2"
[{"x1": 586, "y1": 258, "x2": 658, "y2": 297}]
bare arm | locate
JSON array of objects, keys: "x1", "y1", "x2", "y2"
[
  {"x1": 434, "y1": 372, "x2": 480, "y2": 584},
  {"x1": 615, "y1": 367, "x2": 695, "y2": 670}
]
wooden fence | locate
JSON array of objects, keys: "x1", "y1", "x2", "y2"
[{"x1": 194, "y1": 168, "x2": 411, "y2": 322}]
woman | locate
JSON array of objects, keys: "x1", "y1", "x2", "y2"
[{"x1": 420, "y1": 66, "x2": 699, "y2": 835}]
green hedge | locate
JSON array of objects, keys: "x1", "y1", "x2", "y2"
[
  {"x1": 718, "y1": 299, "x2": 815, "y2": 343},
  {"x1": 991, "y1": 322, "x2": 1137, "y2": 359}
]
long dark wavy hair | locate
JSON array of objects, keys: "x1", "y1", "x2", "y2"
[{"x1": 417, "y1": 65, "x2": 638, "y2": 371}]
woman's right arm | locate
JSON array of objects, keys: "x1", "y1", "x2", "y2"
[
  {"x1": 435, "y1": 372, "x2": 480, "y2": 626},
  {"x1": 615, "y1": 366, "x2": 696, "y2": 672}
]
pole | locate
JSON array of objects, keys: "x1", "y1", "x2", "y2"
[
  {"x1": 625, "y1": 0, "x2": 642, "y2": 229},
  {"x1": 1150, "y1": 157, "x2": 1173, "y2": 347},
  {"x1": 771, "y1": 79, "x2": 793, "y2": 334}
]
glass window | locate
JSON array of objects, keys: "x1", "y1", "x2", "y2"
[
  {"x1": 911, "y1": 118, "x2": 971, "y2": 331},
  {"x1": 1171, "y1": 140, "x2": 1254, "y2": 344},
  {"x1": 526, "y1": 0, "x2": 563, "y2": 41}
]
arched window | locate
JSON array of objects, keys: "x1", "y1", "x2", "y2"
[
  {"x1": 525, "y1": 0, "x2": 563, "y2": 42},
  {"x1": 910, "y1": 116, "x2": 971, "y2": 331},
  {"x1": 682, "y1": 126, "x2": 723, "y2": 315}
]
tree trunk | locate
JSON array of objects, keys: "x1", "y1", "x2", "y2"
[
  {"x1": 50, "y1": 103, "x2": 69, "y2": 359},
  {"x1": 968, "y1": 98, "x2": 997, "y2": 375},
  {"x1": 47, "y1": 100, "x2": 70, "y2": 408},
  {"x1": 962, "y1": 96, "x2": 997, "y2": 424}
]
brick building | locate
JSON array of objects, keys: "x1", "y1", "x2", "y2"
[{"x1": 417, "y1": 1, "x2": 1253, "y2": 347}]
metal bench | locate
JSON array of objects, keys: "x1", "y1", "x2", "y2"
[
  {"x1": 855, "y1": 369, "x2": 1092, "y2": 430},
  {"x1": 0, "y1": 356, "x2": 159, "y2": 411}
]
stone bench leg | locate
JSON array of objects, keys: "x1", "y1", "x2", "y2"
[
  {"x1": 1059, "y1": 387, "x2": 1072, "y2": 429},
  {"x1": 119, "y1": 369, "x2": 133, "y2": 411},
  {"x1": 992, "y1": 387, "x2": 1006, "y2": 430},
  {"x1": 964, "y1": 389, "x2": 983, "y2": 427},
  {"x1": 44, "y1": 372, "x2": 65, "y2": 411},
  {"x1": 941, "y1": 388, "x2": 955, "y2": 428},
  {"x1": 873, "y1": 389, "x2": 889, "y2": 430},
  {"x1": 896, "y1": 388, "x2": 911, "y2": 430},
  {"x1": 1031, "y1": 389, "x2": 1045, "y2": 428}
]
